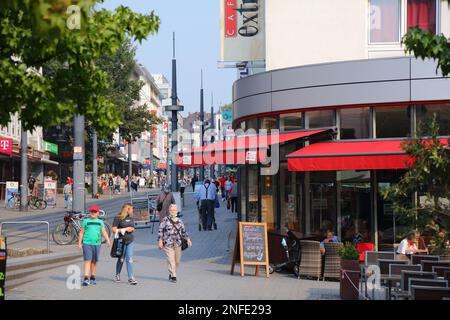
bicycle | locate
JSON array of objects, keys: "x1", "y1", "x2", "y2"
[
  {"x1": 7, "y1": 192, "x2": 47, "y2": 210},
  {"x1": 52, "y1": 210, "x2": 111, "y2": 245}
]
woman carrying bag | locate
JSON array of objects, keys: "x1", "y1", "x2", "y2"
[
  {"x1": 112, "y1": 203, "x2": 137, "y2": 285},
  {"x1": 158, "y1": 204, "x2": 192, "y2": 283}
]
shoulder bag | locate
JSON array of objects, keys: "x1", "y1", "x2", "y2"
[
  {"x1": 157, "y1": 193, "x2": 168, "y2": 212},
  {"x1": 169, "y1": 218, "x2": 188, "y2": 251},
  {"x1": 110, "y1": 230, "x2": 125, "y2": 258}
]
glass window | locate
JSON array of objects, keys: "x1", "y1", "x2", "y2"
[
  {"x1": 338, "y1": 171, "x2": 372, "y2": 243},
  {"x1": 407, "y1": 0, "x2": 437, "y2": 34},
  {"x1": 280, "y1": 113, "x2": 303, "y2": 131},
  {"x1": 247, "y1": 166, "x2": 259, "y2": 222},
  {"x1": 340, "y1": 107, "x2": 371, "y2": 139},
  {"x1": 416, "y1": 104, "x2": 450, "y2": 136},
  {"x1": 369, "y1": 0, "x2": 401, "y2": 43},
  {"x1": 261, "y1": 174, "x2": 277, "y2": 230},
  {"x1": 306, "y1": 110, "x2": 335, "y2": 129},
  {"x1": 260, "y1": 116, "x2": 278, "y2": 133},
  {"x1": 246, "y1": 118, "x2": 258, "y2": 131},
  {"x1": 280, "y1": 163, "x2": 300, "y2": 232},
  {"x1": 239, "y1": 166, "x2": 247, "y2": 222},
  {"x1": 310, "y1": 172, "x2": 337, "y2": 238},
  {"x1": 375, "y1": 106, "x2": 411, "y2": 138}
]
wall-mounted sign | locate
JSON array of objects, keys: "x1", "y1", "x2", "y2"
[
  {"x1": 43, "y1": 140, "x2": 58, "y2": 155},
  {"x1": 220, "y1": 0, "x2": 265, "y2": 62},
  {"x1": 0, "y1": 138, "x2": 12, "y2": 155}
]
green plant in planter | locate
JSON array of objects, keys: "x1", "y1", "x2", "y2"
[
  {"x1": 430, "y1": 231, "x2": 450, "y2": 255},
  {"x1": 338, "y1": 242, "x2": 360, "y2": 260}
]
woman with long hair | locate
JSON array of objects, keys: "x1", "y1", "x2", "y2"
[{"x1": 112, "y1": 203, "x2": 137, "y2": 285}]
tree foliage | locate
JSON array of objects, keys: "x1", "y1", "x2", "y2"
[
  {"x1": 0, "y1": 0, "x2": 160, "y2": 136},
  {"x1": 383, "y1": 114, "x2": 450, "y2": 233},
  {"x1": 403, "y1": 26, "x2": 450, "y2": 76}
]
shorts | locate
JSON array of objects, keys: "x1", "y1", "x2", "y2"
[{"x1": 82, "y1": 244, "x2": 101, "y2": 262}]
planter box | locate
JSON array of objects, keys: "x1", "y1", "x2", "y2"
[{"x1": 340, "y1": 259, "x2": 361, "y2": 300}]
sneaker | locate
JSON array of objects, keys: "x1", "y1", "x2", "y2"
[
  {"x1": 90, "y1": 279, "x2": 97, "y2": 285},
  {"x1": 114, "y1": 275, "x2": 120, "y2": 283},
  {"x1": 82, "y1": 279, "x2": 90, "y2": 286},
  {"x1": 170, "y1": 276, "x2": 177, "y2": 283},
  {"x1": 128, "y1": 278, "x2": 138, "y2": 285},
  {"x1": 213, "y1": 223, "x2": 217, "y2": 230}
]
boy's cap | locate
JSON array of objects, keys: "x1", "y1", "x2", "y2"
[{"x1": 89, "y1": 205, "x2": 100, "y2": 212}]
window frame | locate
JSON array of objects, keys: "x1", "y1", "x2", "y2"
[{"x1": 368, "y1": 0, "x2": 403, "y2": 45}]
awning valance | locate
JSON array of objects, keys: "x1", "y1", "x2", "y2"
[
  {"x1": 287, "y1": 138, "x2": 450, "y2": 171},
  {"x1": 177, "y1": 129, "x2": 331, "y2": 167}
]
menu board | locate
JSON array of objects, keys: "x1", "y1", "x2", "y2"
[{"x1": 230, "y1": 222, "x2": 269, "y2": 277}]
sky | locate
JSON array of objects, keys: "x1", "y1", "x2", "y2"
[{"x1": 100, "y1": 0, "x2": 237, "y2": 115}]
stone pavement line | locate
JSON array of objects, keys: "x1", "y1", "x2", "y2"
[{"x1": 6, "y1": 193, "x2": 339, "y2": 300}]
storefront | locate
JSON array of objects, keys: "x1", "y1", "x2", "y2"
[{"x1": 231, "y1": 57, "x2": 450, "y2": 259}]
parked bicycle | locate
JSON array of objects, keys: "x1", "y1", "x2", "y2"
[
  {"x1": 7, "y1": 192, "x2": 47, "y2": 210},
  {"x1": 52, "y1": 210, "x2": 111, "y2": 245}
]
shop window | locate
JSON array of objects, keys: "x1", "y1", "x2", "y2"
[
  {"x1": 309, "y1": 172, "x2": 337, "y2": 238},
  {"x1": 246, "y1": 118, "x2": 258, "y2": 131},
  {"x1": 239, "y1": 166, "x2": 247, "y2": 222},
  {"x1": 340, "y1": 107, "x2": 371, "y2": 139},
  {"x1": 407, "y1": 0, "x2": 438, "y2": 34},
  {"x1": 261, "y1": 174, "x2": 277, "y2": 230},
  {"x1": 369, "y1": 0, "x2": 401, "y2": 43},
  {"x1": 280, "y1": 113, "x2": 303, "y2": 131},
  {"x1": 260, "y1": 116, "x2": 278, "y2": 134},
  {"x1": 247, "y1": 166, "x2": 259, "y2": 222},
  {"x1": 416, "y1": 104, "x2": 450, "y2": 136},
  {"x1": 375, "y1": 106, "x2": 411, "y2": 138},
  {"x1": 280, "y1": 163, "x2": 300, "y2": 232},
  {"x1": 338, "y1": 171, "x2": 372, "y2": 244},
  {"x1": 306, "y1": 110, "x2": 335, "y2": 129}
]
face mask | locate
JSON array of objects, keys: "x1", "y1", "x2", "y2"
[{"x1": 169, "y1": 213, "x2": 177, "y2": 218}]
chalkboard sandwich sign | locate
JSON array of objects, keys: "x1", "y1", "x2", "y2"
[{"x1": 230, "y1": 222, "x2": 270, "y2": 277}]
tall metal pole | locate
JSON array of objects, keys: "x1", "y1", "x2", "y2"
[
  {"x1": 128, "y1": 139, "x2": 132, "y2": 197},
  {"x1": 149, "y1": 128, "x2": 154, "y2": 188},
  {"x1": 20, "y1": 125, "x2": 28, "y2": 212},
  {"x1": 170, "y1": 33, "x2": 179, "y2": 192},
  {"x1": 210, "y1": 92, "x2": 215, "y2": 179},
  {"x1": 199, "y1": 70, "x2": 205, "y2": 181},
  {"x1": 92, "y1": 130, "x2": 98, "y2": 198},
  {"x1": 73, "y1": 115, "x2": 85, "y2": 213}
]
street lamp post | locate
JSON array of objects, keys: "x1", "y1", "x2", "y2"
[
  {"x1": 199, "y1": 70, "x2": 205, "y2": 182},
  {"x1": 210, "y1": 92, "x2": 215, "y2": 179}
]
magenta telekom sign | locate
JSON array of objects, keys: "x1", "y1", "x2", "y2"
[{"x1": 0, "y1": 138, "x2": 12, "y2": 155}]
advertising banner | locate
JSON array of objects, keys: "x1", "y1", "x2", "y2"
[
  {"x1": 0, "y1": 138, "x2": 12, "y2": 156},
  {"x1": 5, "y1": 181, "x2": 19, "y2": 208},
  {"x1": 0, "y1": 236, "x2": 6, "y2": 300},
  {"x1": 44, "y1": 180, "x2": 57, "y2": 208},
  {"x1": 220, "y1": 0, "x2": 265, "y2": 62}
]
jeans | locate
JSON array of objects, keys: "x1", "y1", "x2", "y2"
[
  {"x1": 230, "y1": 196, "x2": 238, "y2": 213},
  {"x1": 64, "y1": 194, "x2": 71, "y2": 209},
  {"x1": 116, "y1": 242, "x2": 135, "y2": 279}
]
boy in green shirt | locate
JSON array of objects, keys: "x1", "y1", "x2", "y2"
[{"x1": 78, "y1": 205, "x2": 111, "y2": 286}]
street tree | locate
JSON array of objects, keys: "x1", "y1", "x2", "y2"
[
  {"x1": 383, "y1": 115, "x2": 450, "y2": 235},
  {"x1": 0, "y1": 0, "x2": 160, "y2": 136}
]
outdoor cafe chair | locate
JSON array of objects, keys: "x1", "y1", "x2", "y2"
[
  {"x1": 378, "y1": 259, "x2": 407, "y2": 276},
  {"x1": 323, "y1": 242, "x2": 342, "y2": 280},
  {"x1": 364, "y1": 251, "x2": 396, "y2": 268},
  {"x1": 391, "y1": 271, "x2": 436, "y2": 300},
  {"x1": 411, "y1": 254, "x2": 440, "y2": 266},
  {"x1": 421, "y1": 260, "x2": 450, "y2": 272},
  {"x1": 356, "y1": 243, "x2": 374, "y2": 263},
  {"x1": 409, "y1": 278, "x2": 448, "y2": 289},
  {"x1": 410, "y1": 285, "x2": 450, "y2": 300},
  {"x1": 432, "y1": 266, "x2": 450, "y2": 278},
  {"x1": 298, "y1": 240, "x2": 322, "y2": 280},
  {"x1": 445, "y1": 270, "x2": 450, "y2": 284},
  {"x1": 389, "y1": 264, "x2": 421, "y2": 276}
]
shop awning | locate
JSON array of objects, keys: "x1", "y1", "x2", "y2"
[
  {"x1": 287, "y1": 138, "x2": 450, "y2": 171},
  {"x1": 177, "y1": 129, "x2": 331, "y2": 167}
]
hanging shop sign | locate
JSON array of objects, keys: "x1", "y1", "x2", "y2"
[
  {"x1": 44, "y1": 180, "x2": 57, "y2": 208},
  {"x1": 0, "y1": 138, "x2": 12, "y2": 156},
  {"x1": 220, "y1": 0, "x2": 265, "y2": 62},
  {"x1": 230, "y1": 222, "x2": 269, "y2": 277},
  {"x1": 43, "y1": 140, "x2": 58, "y2": 155}
]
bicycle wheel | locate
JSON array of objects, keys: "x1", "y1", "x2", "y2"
[
  {"x1": 102, "y1": 221, "x2": 112, "y2": 244},
  {"x1": 7, "y1": 197, "x2": 19, "y2": 210},
  {"x1": 52, "y1": 223, "x2": 76, "y2": 245},
  {"x1": 28, "y1": 199, "x2": 38, "y2": 210},
  {"x1": 37, "y1": 200, "x2": 47, "y2": 210}
]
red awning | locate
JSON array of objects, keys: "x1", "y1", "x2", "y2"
[
  {"x1": 177, "y1": 129, "x2": 330, "y2": 167},
  {"x1": 287, "y1": 138, "x2": 449, "y2": 171}
]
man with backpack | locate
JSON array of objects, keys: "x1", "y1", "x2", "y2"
[{"x1": 156, "y1": 185, "x2": 176, "y2": 220}]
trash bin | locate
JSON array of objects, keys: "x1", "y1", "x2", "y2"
[{"x1": 340, "y1": 260, "x2": 361, "y2": 300}]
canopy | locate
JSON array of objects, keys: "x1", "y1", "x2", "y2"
[
  {"x1": 176, "y1": 129, "x2": 331, "y2": 167},
  {"x1": 287, "y1": 138, "x2": 449, "y2": 171}
]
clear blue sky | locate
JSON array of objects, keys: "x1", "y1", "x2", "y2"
[{"x1": 100, "y1": 0, "x2": 237, "y2": 115}]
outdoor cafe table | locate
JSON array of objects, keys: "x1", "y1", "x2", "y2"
[{"x1": 381, "y1": 274, "x2": 401, "y2": 300}]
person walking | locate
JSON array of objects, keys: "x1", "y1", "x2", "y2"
[
  {"x1": 158, "y1": 204, "x2": 192, "y2": 283},
  {"x1": 196, "y1": 179, "x2": 217, "y2": 231},
  {"x1": 112, "y1": 203, "x2": 137, "y2": 285},
  {"x1": 156, "y1": 185, "x2": 176, "y2": 220},
  {"x1": 218, "y1": 176, "x2": 226, "y2": 199},
  {"x1": 191, "y1": 175, "x2": 198, "y2": 192},
  {"x1": 230, "y1": 179, "x2": 238, "y2": 214},
  {"x1": 78, "y1": 205, "x2": 111, "y2": 286},
  {"x1": 63, "y1": 178, "x2": 72, "y2": 209},
  {"x1": 224, "y1": 177, "x2": 233, "y2": 201}
]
